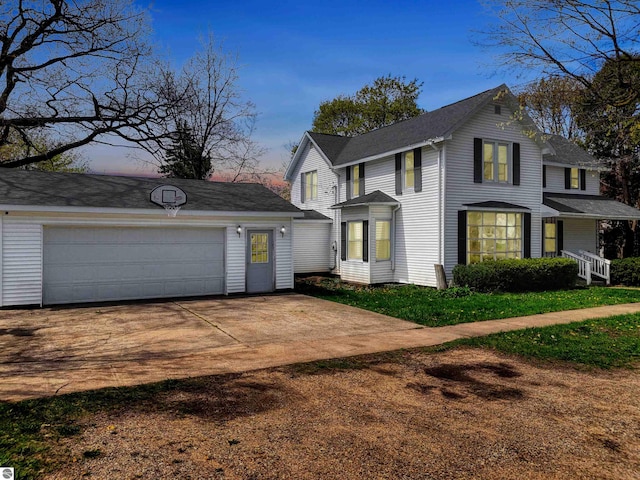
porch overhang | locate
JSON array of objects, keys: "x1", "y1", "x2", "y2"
[
  {"x1": 331, "y1": 190, "x2": 399, "y2": 209},
  {"x1": 543, "y1": 193, "x2": 640, "y2": 220}
]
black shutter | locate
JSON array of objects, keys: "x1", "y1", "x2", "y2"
[
  {"x1": 580, "y1": 169, "x2": 586, "y2": 190},
  {"x1": 362, "y1": 220, "x2": 369, "y2": 263},
  {"x1": 414, "y1": 148, "x2": 422, "y2": 192},
  {"x1": 395, "y1": 153, "x2": 402, "y2": 195},
  {"x1": 564, "y1": 168, "x2": 571, "y2": 189},
  {"x1": 340, "y1": 222, "x2": 347, "y2": 261},
  {"x1": 557, "y1": 220, "x2": 564, "y2": 256},
  {"x1": 346, "y1": 167, "x2": 351, "y2": 200},
  {"x1": 543, "y1": 165, "x2": 547, "y2": 188},
  {"x1": 523, "y1": 212, "x2": 531, "y2": 258},
  {"x1": 512, "y1": 142, "x2": 520, "y2": 185},
  {"x1": 458, "y1": 210, "x2": 467, "y2": 264},
  {"x1": 359, "y1": 163, "x2": 365, "y2": 197},
  {"x1": 300, "y1": 173, "x2": 305, "y2": 203},
  {"x1": 474, "y1": 138, "x2": 483, "y2": 183}
]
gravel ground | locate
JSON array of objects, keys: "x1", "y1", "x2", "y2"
[{"x1": 45, "y1": 348, "x2": 640, "y2": 479}]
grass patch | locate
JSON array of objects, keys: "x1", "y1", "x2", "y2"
[
  {"x1": 297, "y1": 278, "x2": 640, "y2": 326},
  {"x1": 447, "y1": 313, "x2": 640, "y2": 368}
]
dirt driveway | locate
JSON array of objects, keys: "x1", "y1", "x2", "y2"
[{"x1": 0, "y1": 293, "x2": 420, "y2": 401}]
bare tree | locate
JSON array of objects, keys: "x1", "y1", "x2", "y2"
[
  {"x1": 479, "y1": 0, "x2": 640, "y2": 95},
  {"x1": 0, "y1": 0, "x2": 164, "y2": 168},
  {"x1": 138, "y1": 34, "x2": 267, "y2": 181}
]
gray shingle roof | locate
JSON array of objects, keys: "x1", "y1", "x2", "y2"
[
  {"x1": 299, "y1": 209, "x2": 331, "y2": 220},
  {"x1": 307, "y1": 85, "x2": 509, "y2": 166},
  {"x1": 543, "y1": 193, "x2": 640, "y2": 220},
  {"x1": 0, "y1": 169, "x2": 301, "y2": 214},
  {"x1": 463, "y1": 201, "x2": 529, "y2": 210},
  {"x1": 331, "y1": 190, "x2": 399, "y2": 208},
  {"x1": 543, "y1": 135, "x2": 604, "y2": 168}
]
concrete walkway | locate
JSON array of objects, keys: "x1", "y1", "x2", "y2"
[{"x1": 2, "y1": 297, "x2": 640, "y2": 402}]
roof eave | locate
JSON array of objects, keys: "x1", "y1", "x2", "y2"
[
  {"x1": 330, "y1": 201, "x2": 399, "y2": 209},
  {"x1": 543, "y1": 160, "x2": 609, "y2": 172},
  {"x1": 334, "y1": 137, "x2": 447, "y2": 169}
]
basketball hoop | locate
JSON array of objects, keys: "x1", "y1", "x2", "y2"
[
  {"x1": 164, "y1": 205, "x2": 181, "y2": 217},
  {"x1": 150, "y1": 185, "x2": 188, "y2": 217}
]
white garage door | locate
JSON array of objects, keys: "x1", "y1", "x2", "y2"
[{"x1": 43, "y1": 226, "x2": 225, "y2": 305}]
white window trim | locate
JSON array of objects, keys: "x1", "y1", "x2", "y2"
[
  {"x1": 483, "y1": 139, "x2": 512, "y2": 184},
  {"x1": 351, "y1": 165, "x2": 360, "y2": 198},
  {"x1": 543, "y1": 218, "x2": 557, "y2": 257},
  {"x1": 569, "y1": 167, "x2": 580, "y2": 189}
]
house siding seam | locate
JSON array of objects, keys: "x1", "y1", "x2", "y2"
[
  {"x1": 2, "y1": 220, "x2": 43, "y2": 306},
  {"x1": 544, "y1": 165, "x2": 600, "y2": 195},
  {"x1": 444, "y1": 103, "x2": 543, "y2": 278}
]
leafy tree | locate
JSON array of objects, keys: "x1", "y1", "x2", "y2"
[
  {"x1": 312, "y1": 75, "x2": 424, "y2": 136},
  {"x1": 575, "y1": 56, "x2": 640, "y2": 257},
  {"x1": 0, "y1": 0, "x2": 162, "y2": 168},
  {"x1": 517, "y1": 77, "x2": 585, "y2": 141},
  {"x1": 159, "y1": 122, "x2": 211, "y2": 180},
  {"x1": 0, "y1": 130, "x2": 87, "y2": 172}
]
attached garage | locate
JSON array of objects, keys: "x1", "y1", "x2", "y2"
[
  {"x1": 0, "y1": 170, "x2": 302, "y2": 307},
  {"x1": 43, "y1": 227, "x2": 225, "y2": 305}
]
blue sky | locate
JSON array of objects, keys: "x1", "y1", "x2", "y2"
[{"x1": 88, "y1": 0, "x2": 524, "y2": 175}]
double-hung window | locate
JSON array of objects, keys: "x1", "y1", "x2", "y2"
[
  {"x1": 570, "y1": 168, "x2": 579, "y2": 189},
  {"x1": 302, "y1": 170, "x2": 317, "y2": 202},
  {"x1": 483, "y1": 141, "x2": 510, "y2": 183},
  {"x1": 544, "y1": 219, "x2": 557, "y2": 257},
  {"x1": 352, "y1": 165, "x2": 360, "y2": 197},
  {"x1": 404, "y1": 150, "x2": 415, "y2": 189},
  {"x1": 347, "y1": 222, "x2": 363, "y2": 260},
  {"x1": 376, "y1": 220, "x2": 391, "y2": 261}
]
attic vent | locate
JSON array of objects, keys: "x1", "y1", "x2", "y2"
[{"x1": 494, "y1": 105, "x2": 501, "y2": 115}]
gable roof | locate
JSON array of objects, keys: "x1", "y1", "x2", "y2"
[
  {"x1": 543, "y1": 135, "x2": 605, "y2": 169},
  {"x1": 331, "y1": 190, "x2": 399, "y2": 209},
  {"x1": 543, "y1": 193, "x2": 640, "y2": 220},
  {"x1": 296, "y1": 84, "x2": 512, "y2": 169},
  {"x1": 0, "y1": 169, "x2": 301, "y2": 215}
]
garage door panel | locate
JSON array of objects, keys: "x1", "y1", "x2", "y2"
[{"x1": 43, "y1": 227, "x2": 225, "y2": 305}]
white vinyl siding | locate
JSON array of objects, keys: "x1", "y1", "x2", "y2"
[
  {"x1": 289, "y1": 141, "x2": 340, "y2": 272},
  {"x1": 444, "y1": 102, "x2": 542, "y2": 278},
  {"x1": 562, "y1": 218, "x2": 598, "y2": 254},
  {"x1": 2, "y1": 222, "x2": 42, "y2": 306},
  {"x1": 544, "y1": 165, "x2": 600, "y2": 195},
  {"x1": 293, "y1": 221, "x2": 331, "y2": 273},
  {"x1": 226, "y1": 226, "x2": 245, "y2": 294},
  {"x1": 275, "y1": 220, "x2": 294, "y2": 289},
  {"x1": 370, "y1": 205, "x2": 395, "y2": 284},
  {"x1": 340, "y1": 207, "x2": 369, "y2": 283}
]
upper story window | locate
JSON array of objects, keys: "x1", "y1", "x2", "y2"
[
  {"x1": 404, "y1": 151, "x2": 415, "y2": 189},
  {"x1": 570, "y1": 168, "x2": 579, "y2": 189},
  {"x1": 352, "y1": 165, "x2": 360, "y2": 197},
  {"x1": 395, "y1": 149, "x2": 422, "y2": 194},
  {"x1": 301, "y1": 170, "x2": 317, "y2": 202},
  {"x1": 564, "y1": 167, "x2": 586, "y2": 190},
  {"x1": 474, "y1": 138, "x2": 520, "y2": 186},
  {"x1": 483, "y1": 141, "x2": 510, "y2": 183}
]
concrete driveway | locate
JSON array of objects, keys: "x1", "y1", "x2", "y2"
[{"x1": 0, "y1": 293, "x2": 422, "y2": 401}]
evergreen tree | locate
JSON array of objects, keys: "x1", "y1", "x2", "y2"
[{"x1": 159, "y1": 122, "x2": 212, "y2": 180}]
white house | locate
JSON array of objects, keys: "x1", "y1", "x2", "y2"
[
  {"x1": 285, "y1": 84, "x2": 640, "y2": 286},
  {"x1": 0, "y1": 170, "x2": 302, "y2": 306}
]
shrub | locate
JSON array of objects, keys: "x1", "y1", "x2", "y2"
[
  {"x1": 611, "y1": 257, "x2": 640, "y2": 286},
  {"x1": 452, "y1": 258, "x2": 578, "y2": 293}
]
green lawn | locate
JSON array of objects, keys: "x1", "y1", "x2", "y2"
[
  {"x1": 296, "y1": 278, "x2": 640, "y2": 326},
  {"x1": 441, "y1": 313, "x2": 640, "y2": 369}
]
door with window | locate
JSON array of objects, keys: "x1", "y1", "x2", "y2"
[{"x1": 246, "y1": 230, "x2": 275, "y2": 293}]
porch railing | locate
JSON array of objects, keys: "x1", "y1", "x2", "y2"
[
  {"x1": 578, "y1": 250, "x2": 611, "y2": 285},
  {"x1": 561, "y1": 250, "x2": 592, "y2": 285}
]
